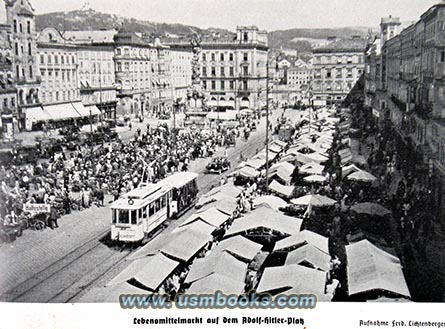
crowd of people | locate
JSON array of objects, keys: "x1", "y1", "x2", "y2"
[{"x1": 0, "y1": 117, "x2": 246, "y2": 242}]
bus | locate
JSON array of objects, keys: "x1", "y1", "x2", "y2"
[{"x1": 111, "y1": 172, "x2": 199, "y2": 243}]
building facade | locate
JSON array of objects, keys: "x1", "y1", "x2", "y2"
[
  {"x1": 0, "y1": 4, "x2": 16, "y2": 138},
  {"x1": 65, "y1": 30, "x2": 117, "y2": 119},
  {"x1": 5, "y1": 0, "x2": 40, "y2": 130},
  {"x1": 169, "y1": 46, "x2": 192, "y2": 105},
  {"x1": 167, "y1": 26, "x2": 268, "y2": 112},
  {"x1": 364, "y1": 5, "x2": 445, "y2": 220},
  {"x1": 312, "y1": 37, "x2": 366, "y2": 106}
]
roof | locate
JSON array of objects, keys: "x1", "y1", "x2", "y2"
[
  {"x1": 274, "y1": 230, "x2": 329, "y2": 254},
  {"x1": 285, "y1": 244, "x2": 331, "y2": 272},
  {"x1": 225, "y1": 205, "x2": 302, "y2": 237},
  {"x1": 107, "y1": 253, "x2": 179, "y2": 291},
  {"x1": 187, "y1": 273, "x2": 245, "y2": 295},
  {"x1": 162, "y1": 171, "x2": 198, "y2": 189},
  {"x1": 196, "y1": 196, "x2": 238, "y2": 216},
  {"x1": 160, "y1": 223, "x2": 214, "y2": 262},
  {"x1": 256, "y1": 264, "x2": 327, "y2": 297},
  {"x1": 253, "y1": 195, "x2": 288, "y2": 211},
  {"x1": 64, "y1": 30, "x2": 117, "y2": 44},
  {"x1": 212, "y1": 236, "x2": 263, "y2": 262},
  {"x1": 79, "y1": 282, "x2": 147, "y2": 302},
  {"x1": 181, "y1": 206, "x2": 229, "y2": 228},
  {"x1": 269, "y1": 180, "x2": 294, "y2": 198},
  {"x1": 313, "y1": 38, "x2": 367, "y2": 53},
  {"x1": 185, "y1": 251, "x2": 247, "y2": 284},
  {"x1": 346, "y1": 239, "x2": 411, "y2": 298}
]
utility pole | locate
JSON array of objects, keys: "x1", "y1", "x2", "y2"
[{"x1": 265, "y1": 60, "x2": 270, "y2": 193}]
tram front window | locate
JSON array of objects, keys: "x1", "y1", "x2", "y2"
[
  {"x1": 118, "y1": 209, "x2": 130, "y2": 224},
  {"x1": 131, "y1": 210, "x2": 137, "y2": 225}
]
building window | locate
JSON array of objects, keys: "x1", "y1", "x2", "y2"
[
  {"x1": 56, "y1": 91, "x2": 59, "y2": 101},
  {"x1": 28, "y1": 43, "x2": 31, "y2": 56},
  {"x1": 243, "y1": 66, "x2": 248, "y2": 76},
  {"x1": 14, "y1": 43, "x2": 18, "y2": 55},
  {"x1": 124, "y1": 62, "x2": 130, "y2": 71},
  {"x1": 230, "y1": 80, "x2": 234, "y2": 90},
  {"x1": 243, "y1": 53, "x2": 248, "y2": 61},
  {"x1": 229, "y1": 67, "x2": 234, "y2": 76},
  {"x1": 202, "y1": 53, "x2": 206, "y2": 61},
  {"x1": 29, "y1": 66, "x2": 33, "y2": 79},
  {"x1": 202, "y1": 67, "x2": 207, "y2": 76},
  {"x1": 117, "y1": 62, "x2": 122, "y2": 72},
  {"x1": 243, "y1": 80, "x2": 248, "y2": 90},
  {"x1": 27, "y1": 21, "x2": 31, "y2": 34},
  {"x1": 243, "y1": 32, "x2": 248, "y2": 41},
  {"x1": 211, "y1": 67, "x2": 216, "y2": 76},
  {"x1": 220, "y1": 67, "x2": 225, "y2": 76},
  {"x1": 221, "y1": 80, "x2": 225, "y2": 90},
  {"x1": 48, "y1": 54, "x2": 51, "y2": 64},
  {"x1": 13, "y1": 20, "x2": 17, "y2": 33},
  {"x1": 203, "y1": 80, "x2": 207, "y2": 90},
  {"x1": 229, "y1": 53, "x2": 234, "y2": 61},
  {"x1": 211, "y1": 80, "x2": 216, "y2": 90},
  {"x1": 220, "y1": 53, "x2": 224, "y2": 61},
  {"x1": 40, "y1": 54, "x2": 44, "y2": 64},
  {"x1": 440, "y1": 51, "x2": 445, "y2": 63},
  {"x1": 54, "y1": 55, "x2": 58, "y2": 64},
  {"x1": 211, "y1": 53, "x2": 215, "y2": 61},
  {"x1": 19, "y1": 23, "x2": 22, "y2": 33}
]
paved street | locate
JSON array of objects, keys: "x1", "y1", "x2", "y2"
[{"x1": 0, "y1": 108, "x2": 295, "y2": 302}]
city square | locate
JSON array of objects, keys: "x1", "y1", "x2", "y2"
[{"x1": 0, "y1": 0, "x2": 444, "y2": 306}]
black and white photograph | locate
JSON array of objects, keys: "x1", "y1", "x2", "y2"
[{"x1": 0, "y1": 0, "x2": 444, "y2": 327}]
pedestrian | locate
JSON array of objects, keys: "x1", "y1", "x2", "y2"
[{"x1": 49, "y1": 205, "x2": 59, "y2": 229}]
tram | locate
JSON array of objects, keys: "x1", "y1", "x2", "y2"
[{"x1": 110, "y1": 172, "x2": 199, "y2": 243}]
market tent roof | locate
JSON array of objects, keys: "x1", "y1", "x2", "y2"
[
  {"x1": 196, "y1": 196, "x2": 238, "y2": 216},
  {"x1": 107, "y1": 253, "x2": 179, "y2": 291},
  {"x1": 72, "y1": 102, "x2": 101, "y2": 117},
  {"x1": 303, "y1": 174, "x2": 327, "y2": 183},
  {"x1": 212, "y1": 235, "x2": 263, "y2": 262},
  {"x1": 197, "y1": 184, "x2": 241, "y2": 207},
  {"x1": 187, "y1": 273, "x2": 245, "y2": 295},
  {"x1": 269, "y1": 143, "x2": 283, "y2": 154},
  {"x1": 237, "y1": 165, "x2": 261, "y2": 178},
  {"x1": 244, "y1": 158, "x2": 266, "y2": 170},
  {"x1": 25, "y1": 105, "x2": 53, "y2": 122},
  {"x1": 299, "y1": 162, "x2": 325, "y2": 175},
  {"x1": 285, "y1": 244, "x2": 331, "y2": 272},
  {"x1": 347, "y1": 170, "x2": 377, "y2": 183},
  {"x1": 185, "y1": 250, "x2": 247, "y2": 284},
  {"x1": 161, "y1": 224, "x2": 213, "y2": 262},
  {"x1": 225, "y1": 205, "x2": 302, "y2": 237},
  {"x1": 254, "y1": 195, "x2": 288, "y2": 211},
  {"x1": 79, "y1": 282, "x2": 147, "y2": 302},
  {"x1": 256, "y1": 264, "x2": 327, "y2": 297},
  {"x1": 339, "y1": 148, "x2": 353, "y2": 165},
  {"x1": 269, "y1": 162, "x2": 294, "y2": 178},
  {"x1": 181, "y1": 206, "x2": 229, "y2": 228},
  {"x1": 346, "y1": 239, "x2": 411, "y2": 298},
  {"x1": 43, "y1": 103, "x2": 81, "y2": 120},
  {"x1": 291, "y1": 194, "x2": 337, "y2": 207},
  {"x1": 269, "y1": 180, "x2": 294, "y2": 198},
  {"x1": 274, "y1": 230, "x2": 329, "y2": 254},
  {"x1": 271, "y1": 139, "x2": 288, "y2": 148},
  {"x1": 342, "y1": 164, "x2": 361, "y2": 177},
  {"x1": 351, "y1": 202, "x2": 392, "y2": 217}
]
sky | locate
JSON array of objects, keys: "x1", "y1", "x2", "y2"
[{"x1": 31, "y1": 0, "x2": 439, "y2": 31}]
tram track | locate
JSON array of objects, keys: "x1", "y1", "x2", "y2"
[{"x1": 1, "y1": 122, "x2": 271, "y2": 303}]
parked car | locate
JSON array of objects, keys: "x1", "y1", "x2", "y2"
[{"x1": 206, "y1": 156, "x2": 231, "y2": 174}]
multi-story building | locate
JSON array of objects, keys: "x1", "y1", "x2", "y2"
[
  {"x1": 113, "y1": 28, "x2": 173, "y2": 117},
  {"x1": 364, "y1": 4, "x2": 445, "y2": 221},
  {"x1": 5, "y1": 0, "x2": 40, "y2": 130},
  {"x1": 65, "y1": 30, "x2": 117, "y2": 119},
  {"x1": 0, "y1": 4, "x2": 16, "y2": 138},
  {"x1": 312, "y1": 36, "x2": 366, "y2": 106},
  {"x1": 287, "y1": 59, "x2": 312, "y2": 88},
  {"x1": 167, "y1": 26, "x2": 268, "y2": 112},
  {"x1": 169, "y1": 46, "x2": 192, "y2": 105}
]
